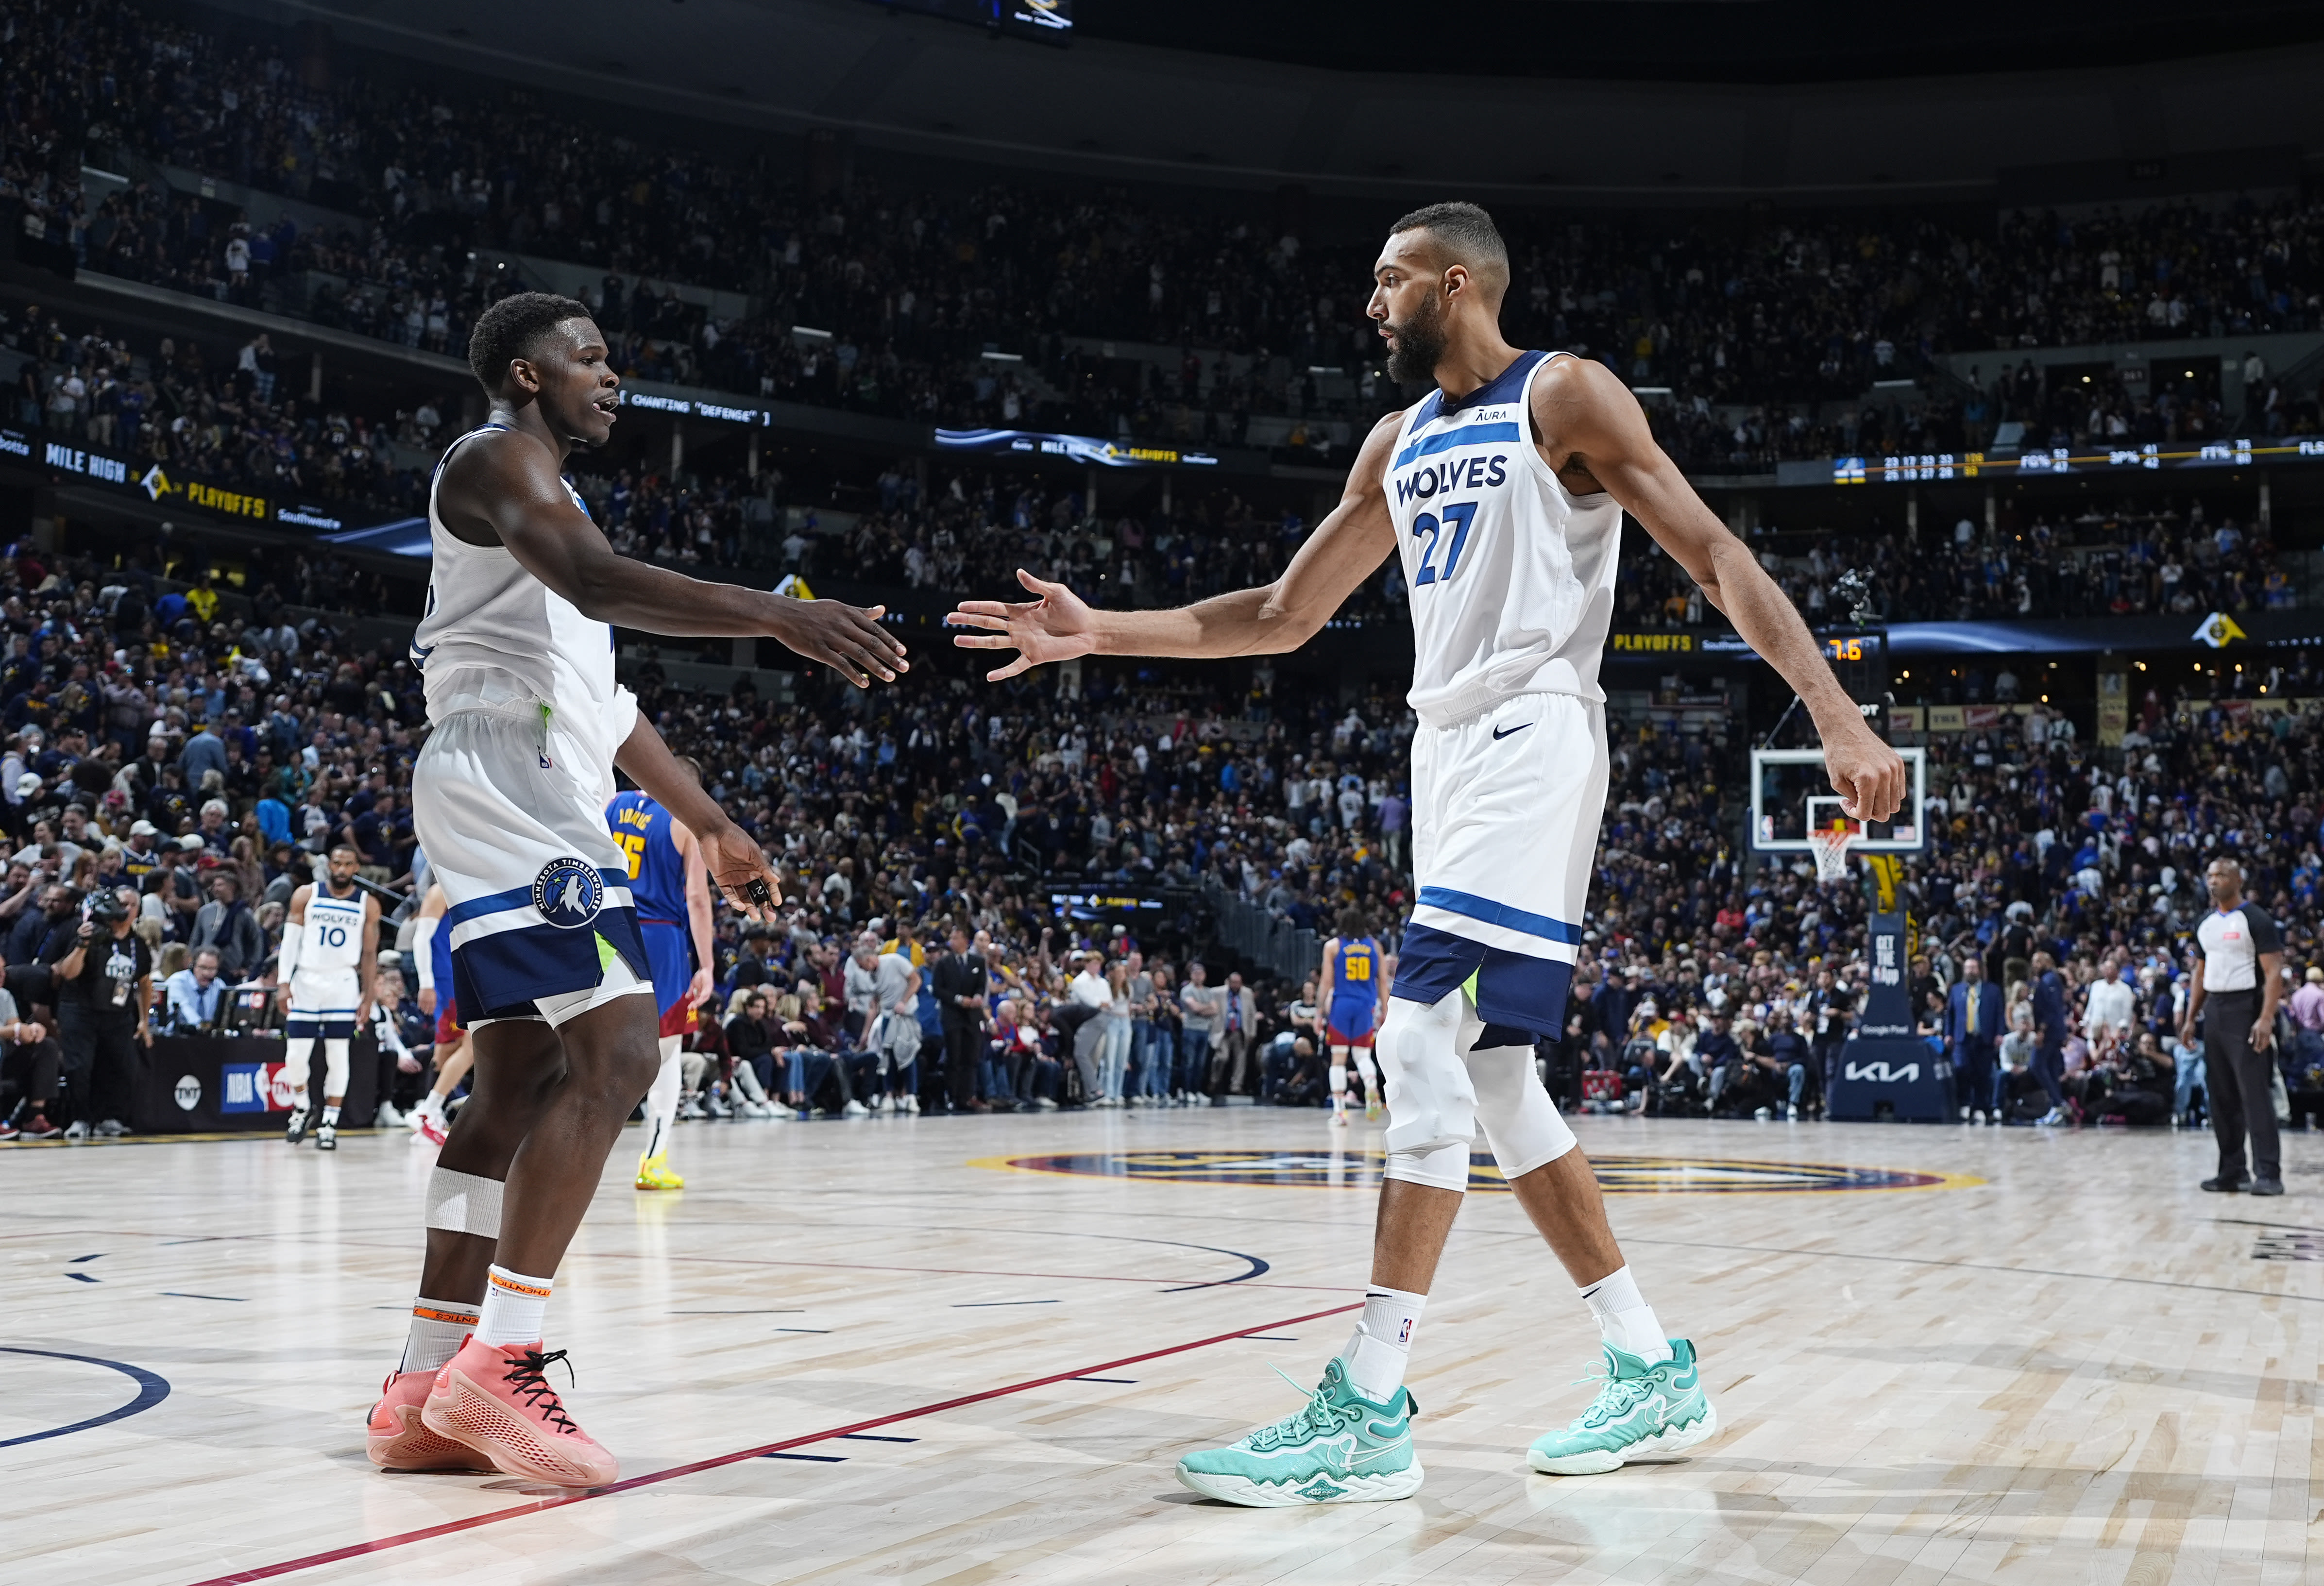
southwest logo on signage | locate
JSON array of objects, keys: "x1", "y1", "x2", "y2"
[{"x1": 221, "y1": 1061, "x2": 293, "y2": 1113}]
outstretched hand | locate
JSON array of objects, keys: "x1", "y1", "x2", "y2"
[
  {"x1": 1825, "y1": 718, "x2": 1908, "y2": 823},
  {"x1": 767, "y1": 596, "x2": 907, "y2": 689},
  {"x1": 946, "y1": 569, "x2": 1097, "y2": 680}
]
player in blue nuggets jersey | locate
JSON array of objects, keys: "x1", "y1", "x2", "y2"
[
  {"x1": 953, "y1": 202, "x2": 1906, "y2": 1504},
  {"x1": 1320, "y1": 909, "x2": 1391, "y2": 1127},
  {"x1": 607, "y1": 774, "x2": 715, "y2": 1191}
]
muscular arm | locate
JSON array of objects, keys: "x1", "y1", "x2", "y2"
[
  {"x1": 949, "y1": 412, "x2": 1405, "y2": 674},
  {"x1": 438, "y1": 429, "x2": 905, "y2": 686},
  {"x1": 1532, "y1": 356, "x2": 1904, "y2": 821},
  {"x1": 356, "y1": 895, "x2": 380, "y2": 1020}
]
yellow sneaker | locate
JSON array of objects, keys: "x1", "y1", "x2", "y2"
[
  {"x1": 635, "y1": 1152, "x2": 684, "y2": 1191},
  {"x1": 1364, "y1": 1095, "x2": 1382, "y2": 1121}
]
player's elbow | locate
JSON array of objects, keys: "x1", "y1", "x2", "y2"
[{"x1": 1250, "y1": 586, "x2": 1327, "y2": 654}]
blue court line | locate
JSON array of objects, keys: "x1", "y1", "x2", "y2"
[
  {"x1": 774, "y1": 1328, "x2": 829, "y2": 1334},
  {"x1": 161, "y1": 1292, "x2": 246, "y2": 1302},
  {"x1": 0, "y1": 1347, "x2": 171, "y2": 1448},
  {"x1": 837, "y1": 1433, "x2": 916, "y2": 1443},
  {"x1": 1243, "y1": 1335, "x2": 1298, "y2": 1342},
  {"x1": 1073, "y1": 1376, "x2": 1137, "y2": 1384},
  {"x1": 70, "y1": 1253, "x2": 104, "y2": 1264},
  {"x1": 952, "y1": 1299, "x2": 1060, "y2": 1308},
  {"x1": 65, "y1": 1272, "x2": 97, "y2": 1283},
  {"x1": 760, "y1": 1451, "x2": 844, "y2": 1462}
]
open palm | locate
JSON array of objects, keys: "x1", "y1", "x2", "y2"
[{"x1": 947, "y1": 569, "x2": 1096, "y2": 680}]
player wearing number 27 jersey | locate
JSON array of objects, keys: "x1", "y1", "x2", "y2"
[{"x1": 950, "y1": 202, "x2": 1904, "y2": 1509}]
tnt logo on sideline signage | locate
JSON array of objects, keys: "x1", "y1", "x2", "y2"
[{"x1": 221, "y1": 1062, "x2": 292, "y2": 1113}]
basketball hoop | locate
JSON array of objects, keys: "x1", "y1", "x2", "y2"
[{"x1": 1805, "y1": 825, "x2": 1857, "y2": 884}]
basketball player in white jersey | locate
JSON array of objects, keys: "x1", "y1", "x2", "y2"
[
  {"x1": 366, "y1": 292, "x2": 905, "y2": 1485},
  {"x1": 407, "y1": 878, "x2": 473, "y2": 1147},
  {"x1": 279, "y1": 844, "x2": 379, "y2": 1151},
  {"x1": 952, "y1": 203, "x2": 1904, "y2": 1506}
]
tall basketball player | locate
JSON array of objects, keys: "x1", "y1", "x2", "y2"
[
  {"x1": 365, "y1": 292, "x2": 905, "y2": 1485},
  {"x1": 608, "y1": 769, "x2": 717, "y2": 1191},
  {"x1": 278, "y1": 844, "x2": 379, "y2": 1151},
  {"x1": 1319, "y1": 908, "x2": 1390, "y2": 1126},
  {"x1": 952, "y1": 203, "x2": 1904, "y2": 1505}
]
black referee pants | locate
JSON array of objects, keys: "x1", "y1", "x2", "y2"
[
  {"x1": 2205, "y1": 990, "x2": 2279, "y2": 1183},
  {"x1": 58, "y1": 1006, "x2": 139, "y2": 1128}
]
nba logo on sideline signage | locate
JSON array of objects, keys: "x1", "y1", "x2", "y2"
[
  {"x1": 533, "y1": 857, "x2": 605, "y2": 929},
  {"x1": 222, "y1": 1062, "x2": 292, "y2": 1113}
]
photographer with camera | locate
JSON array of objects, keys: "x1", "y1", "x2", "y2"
[{"x1": 43, "y1": 887, "x2": 153, "y2": 1140}]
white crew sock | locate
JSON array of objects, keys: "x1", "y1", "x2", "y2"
[
  {"x1": 475, "y1": 1265, "x2": 554, "y2": 1348},
  {"x1": 1338, "y1": 1285, "x2": 1426, "y2": 1402},
  {"x1": 1580, "y1": 1265, "x2": 1672, "y2": 1364},
  {"x1": 322, "y1": 1104, "x2": 341, "y2": 1128},
  {"x1": 399, "y1": 1296, "x2": 479, "y2": 1375}
]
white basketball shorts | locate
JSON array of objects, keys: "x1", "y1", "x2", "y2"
[
  {"x1": 412, "y1": 698, "x2": 649, "y2": 1024},
  {"x1": 1391, "y1": 691, "x2": 1608, "y2": 1043},
  {"x1": 285, "y1": 969, "x2": 360, "y2": 1040}
]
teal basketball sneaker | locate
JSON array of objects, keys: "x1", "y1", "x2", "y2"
[
  {"x1": 1175, "y1": 1359, "x2": 1424, "y2": 1507},
  {"x1": 1527, "y1": 1339, "x2": 1719, "y2": 1475}
]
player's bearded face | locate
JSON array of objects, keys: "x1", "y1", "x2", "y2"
[{"x1": 1384, "y1": 287, "x2": 1448, "y2": 384}]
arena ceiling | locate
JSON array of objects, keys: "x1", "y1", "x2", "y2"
[{"x1": 202, "y1": 0, "x2": 2324, "y2": 205}]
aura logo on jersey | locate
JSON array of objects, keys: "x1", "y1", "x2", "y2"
[
  {"x1": 979, "y1": 1149, "x2": 1979, "y2": 1194},
  {"x1": 532, "y1": 858, "x2": 605, "y2": 929}
]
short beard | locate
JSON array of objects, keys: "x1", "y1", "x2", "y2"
[{"x1": 1384, "y1": 290, "x2": 1448, "y2": 385}]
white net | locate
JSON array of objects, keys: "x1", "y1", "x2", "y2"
[{"x1": 1805, "y1": 826, "x2": 1857, "y2": 884}]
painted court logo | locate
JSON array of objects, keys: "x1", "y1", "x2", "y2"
[
  {"x1": 532, "y1": 858, "x2": 605, "y2": 929},
  {"x1": 982, "y1": 1150, "x2": 1979, "y2": 1195}
]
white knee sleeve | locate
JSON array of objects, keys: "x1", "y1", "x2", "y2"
[
  {"x1": 281, "y1": 1037, "x2": 313, "y2": 1091},
  {"x1": 1376, "y1": 990, "x2": 1482, "y2": 1192},
  {"x1": 425, "y1": 1167, "x2": 504, "y2": 1237},
  {"x1": 322, "y1": 1038, "x2": 351, "y2": 1097},
  {"x1": 1353, "y1": 1048, "x2": 1381, "y2": 1089},
  {"x1": 1467, "y1": 1045, "x2": 1578, "y2": 1180}
]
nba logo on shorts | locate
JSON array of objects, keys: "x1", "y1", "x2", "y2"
[{"x1": 532, "y1": 857, "x2": 605, "y2": 929}]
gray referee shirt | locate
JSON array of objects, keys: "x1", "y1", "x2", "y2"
[{"x1": 2195, "y1": 903, "x2": 2281, "y2": 994}]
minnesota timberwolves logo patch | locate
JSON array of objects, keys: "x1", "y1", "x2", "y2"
[{"x1": 532, "y1": 857, "x2": 604, "y2": 929}]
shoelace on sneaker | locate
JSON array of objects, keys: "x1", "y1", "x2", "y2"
[
  {"x1": 1571, "y1": 1364, "x2": 1652, "y2": 1429},
  {"x1": 1242, "y1": 1364, "x2": 1364, "y2": 1452},
  {"x1": 502, "y1": 1348, "x2": 583, "y2": 1436}
]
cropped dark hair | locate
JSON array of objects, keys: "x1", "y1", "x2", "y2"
[
  {"x1": 1388, "y1": 202, "x2": 1509, "y2": 293},
  {"x1": 466, "y1": 291, "x2": 593, "y2": 393}
]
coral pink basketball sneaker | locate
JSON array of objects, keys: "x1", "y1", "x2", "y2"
[
  {"x1": 420, "y1": 1337, "x2": 619, "y2": 1486},
  {"x1": 367, "y1": 1368, "x2": 495, "y2": 1472}
]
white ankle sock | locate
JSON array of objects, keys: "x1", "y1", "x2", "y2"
[
  {"x1": 1339, "y1": 1285, "x2": 1426, "y2": 1401},
  {"x1": 322, "y1": 1104, "x2": 341, "y2": 1128},
  {"x1": 399, "y1": 1296, "x2": 479, "y2": 1374},
  {"x1": 1580, "y1": 1265, "x2": 1672, "y2": 1363},
  {"x1": 475, "y1": 1265, "x2": 554, "y2": 1347}
]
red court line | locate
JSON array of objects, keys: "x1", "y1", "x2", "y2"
[{"x1": 184, "y1": 1300, "x2": 1365, "y2": 1586}]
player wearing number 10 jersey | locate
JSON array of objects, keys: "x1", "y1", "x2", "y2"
[{"x1": 950, "y1": 201, "x2": 1907, "y2": 1505}]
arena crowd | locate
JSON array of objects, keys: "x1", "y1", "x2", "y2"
[{"x1": 0, "y1": 518, "x2": 2320, "y2": 1146}]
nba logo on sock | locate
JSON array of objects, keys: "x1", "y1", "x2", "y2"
[
  {"x1": 1398, "y1": 1319, "x2": 1412, "y2": 1344},
  {"x1": 532, "y1": 857, "x2": 605, "y2": 928}
]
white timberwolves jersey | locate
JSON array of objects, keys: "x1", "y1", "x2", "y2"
[
  {"x1": 1383, "y1": 350, "x2": 1624, "y2": 727},
  {"x1": 411, "y1": 423, "x2": 632, "y2": 781},
  {"x1": 299, "y1": 891, "x2": 366, "y2": 976}
]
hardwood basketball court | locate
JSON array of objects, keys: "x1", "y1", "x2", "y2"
[{"x1": 7, "y1": 1111, "x2": 2313, "y2": 1584}]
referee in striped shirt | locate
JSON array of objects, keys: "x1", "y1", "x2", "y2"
[{"x1": 2182, "y1": 858, "x2": 2287, "y2": 1196}]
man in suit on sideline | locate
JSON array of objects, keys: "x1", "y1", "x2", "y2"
[
  {"x1": 1207, "y1": 970, "x2": 1260, "y2": 1102},
  {"x1": 1947, "y1": 954, "x2": 2005, "y2": 1123},
  {"x1": 932, "y1": 925, "x2": 991, "y2": 1113}
]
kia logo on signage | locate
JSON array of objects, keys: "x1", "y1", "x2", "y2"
[
  {"x1": 1843, "y1": 1060, "x2": 1920, "y2": 1084},
  {"x1": 173, "y1": 1074, "x2": 203, "y2": 1111}
]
